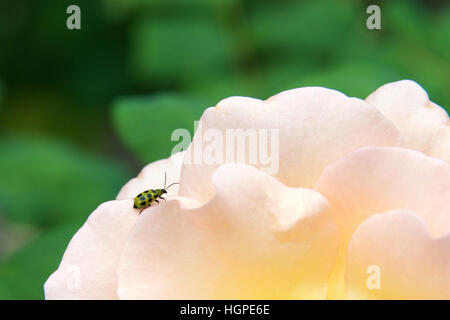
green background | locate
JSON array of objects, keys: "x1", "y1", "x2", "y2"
[{"x1": 0, "y1": 0, "x2": 449, "y2": 299}]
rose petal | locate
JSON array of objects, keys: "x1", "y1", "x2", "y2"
[
  {"x1": 366, "y1": 80, "x2": 450, "y2": 162},
  {"x1": 179, "y1": 87, "x2": 400, "y2": 203},
  {"x1": 346, "y1": 210, "x2": 450, "y2": 300},
  {"x1": 315, "y1": 146, "x2": 450, "y2": 299},
  {"x1": 44, "y1": 200, "x2": 138, "y2": 299},
  {"x1": 117, "y1": 163, "x2": 338, "y2": 299},
  {"x1": 315, "y1": 146, "x2": 450, "y2": 239},
  {"x1": 116, "y1": 151, "x2": 185, "y2": 200}
]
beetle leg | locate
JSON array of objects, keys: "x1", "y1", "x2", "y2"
[{"x1": 160, "y1": 196, "x2": 166, "y2": 202}]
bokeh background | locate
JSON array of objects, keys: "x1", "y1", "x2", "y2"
[{"x1": 0, "y1": 0, "x2": 449, "y2": 299}]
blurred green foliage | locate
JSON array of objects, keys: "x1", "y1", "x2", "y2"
[
  {"x1": 0, "y1": 224, "x2": 78, "y2": 299},
  {"x1": 0, "y1": 0, "x2": 449, "y2": 299},
  {"x1": 131, "y1": 14, "x2": 237, "y2": 86},
  {"x1": 112, "y1": 93, "x2": 208, "y2": 162},
  {"x1": 0, "y1": 136, "x2": 129, "y2": 227},
  {"x1": 0, "y1": 79, "x2": 3, "y2": 109}
]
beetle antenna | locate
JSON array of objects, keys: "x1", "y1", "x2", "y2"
[
  {"x1": 165, "y1": 182, "x2": 179, "y2": 190},
  {"x1": 163, "y1": 172, "x2": 167, "y2": 189}
]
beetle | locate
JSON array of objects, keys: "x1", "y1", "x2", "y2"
[{"x1": 133, "y1": 172, "x2": 179, "y2": 213}]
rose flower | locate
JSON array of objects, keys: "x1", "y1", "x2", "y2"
[{"x1": 44, "y1": 80, "x2": 450, "y2": 299}]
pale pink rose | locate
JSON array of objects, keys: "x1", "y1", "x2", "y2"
[{"x1": 44, "y1": 80, "x2": 450, "y2": 300}]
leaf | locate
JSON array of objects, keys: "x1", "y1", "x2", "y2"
[
  {"x1": 103, "y1": 0, "x2": 235, "y2": 20},
  {"x1": 130, "y1": 14, "x2": 236, "y2": 85},
  {"x1": 383, "y1": 0, "x2": 429, "y2": 43},
  {"x1": 112, "y1": 92, "x2": 208, "y2": 163},
  {"x1": 286, "y1": 62, "x2": 402, "y2": 99},
  {"x1": 185, "y1": 73, "x2": 269, "y2": 103},
  {"x1": 0, "y1": 136, "x2": 129, "y2": 227},
  {"x1": 0, "y1": 224, "x2": 78, "y2": 299},
  {"x1": 248, "y1": 0, "x2": 358, "y2": 54},
  {"x1": 429, "y1": 8, "x2": 450, "y2": 61}
]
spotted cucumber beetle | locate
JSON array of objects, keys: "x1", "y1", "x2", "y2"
[{"x1": 133, "y1": 172, "x2": 179, "y2": 213}]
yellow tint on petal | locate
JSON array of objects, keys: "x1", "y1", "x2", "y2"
[
  {"x1": 346, "y1": 210, "x2": 450, "y2": 300},
  {"x1": 315, "y1": 146, "x2": 450, "y2": 299},
  {"x1": 44, "y1": 200, "x2": 138, "y2": 299},
  {"x1": 118, "y1": 164, "x2": 339, "y2": 299}
]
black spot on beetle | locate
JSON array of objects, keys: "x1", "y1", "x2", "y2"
[
  {"x1": 147, "y1": 194, "x2": 153, "y2": 199},
  {"x1": 140, "y1": 201, "x2": 147, "y2": 206},
  {"x1": 139, "y1": 196, "x2": 145, "y2": 201}
]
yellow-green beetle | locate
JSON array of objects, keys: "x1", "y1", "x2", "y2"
[{"x1": 133, "y1": 172, "x2": 179, "y2": 213}]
